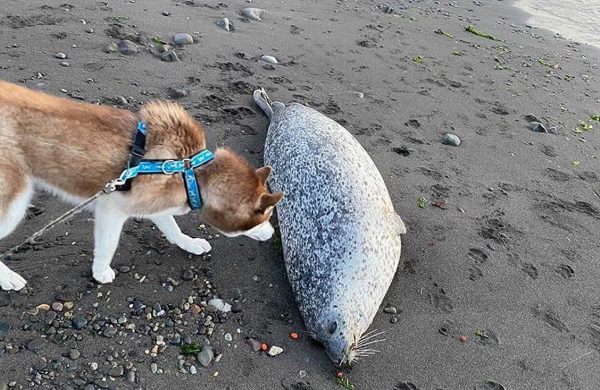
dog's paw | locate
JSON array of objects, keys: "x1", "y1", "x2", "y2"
[
  {"x1": 93, "y1": 267, "x2": 116, "y2": 284},
  {"x1": 0, "y1": 269, "x2": 27, "y2": 291},
  {"x1": 179, "y1": 237, "x2": 212, "y2": 255}
]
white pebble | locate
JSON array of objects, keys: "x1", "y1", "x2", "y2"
[
  {"x1": 261, "y1": 55, "x2": 278, "y2": 64},
  {"x1": 268, "y1": 345, "x2": 283, "y2": 356}
]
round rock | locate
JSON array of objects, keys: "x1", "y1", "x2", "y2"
[
  {"x1": 197, "y1": 346, "x2": 214, "y2": 367},
  {"x1": 261, "y1": 55, "x2": 278, "y2": 64},
  {"x1": 54, "y1": 52, "x2": 67, "y2": 59},
  {"x1": 442, "y1": 133, "x2": 461, "y2": 146},
  {"x1": 241, "y1": 8, "x2": 266, "y2": 21},
  {"x1": 26, "y1": 338, "x2": 47, "y2": 352},
  {"x1": 173, "y1": 33, "x2": 193, "y2": 45},
  {"x1": 117, "y1": 40, "x2": 139, "y2": 55},
  {"x1": 69, "y1": 349, "x2": 81, "y2": 360}
]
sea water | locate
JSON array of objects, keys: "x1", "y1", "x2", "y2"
[{"x1": 514, "y1": 0, "x2": 600, "y2": 48}]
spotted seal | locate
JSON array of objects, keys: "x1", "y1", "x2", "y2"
[{"x1": 253, "y1": 89, "x2": 406, "y2": 365}]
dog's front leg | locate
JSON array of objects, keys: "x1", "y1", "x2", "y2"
[
  {"x1": 150, "y1": 215, "x2": 211, "y2": 255},
  {"x1": 92, "y1": 200, "x2": 128, "y2": 284}
]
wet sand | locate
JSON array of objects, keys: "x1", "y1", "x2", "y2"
[{"x1": 1, "y1": 0, "x2": 600, "y2": 389}]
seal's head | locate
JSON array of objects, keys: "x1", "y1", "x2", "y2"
[{"x1": 315, "y1": 315, "x2": 361, "y2": 366}]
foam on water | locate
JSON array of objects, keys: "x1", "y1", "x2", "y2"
[{"x1": 515, "y1": 0, "x2": 600, "y2": 48}]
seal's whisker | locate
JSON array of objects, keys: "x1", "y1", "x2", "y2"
[
  {"x1": 360, "y1": 328, "x2": 380, "y2": 339},
  {"x1": 356, "y1": 338, "x2": 386, "y2": 348},
  {"x1": 357, "y1": 331, "x2": 386, "y2": 345},
  {"x1": 357, "y1": 335, "x2": 386, "y2": 346}
]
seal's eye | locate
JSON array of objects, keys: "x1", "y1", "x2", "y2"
[{"x1": 327, "y1": 321, "x2": 338, "y2": 335}]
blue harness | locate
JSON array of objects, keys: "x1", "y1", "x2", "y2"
[{"x1": 116, "y1": 121, "x2": 214, "y2": 210}]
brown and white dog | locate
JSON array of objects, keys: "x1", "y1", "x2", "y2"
[{"x1": 0, "y1": 81, "x2": 283, "y2": 291}]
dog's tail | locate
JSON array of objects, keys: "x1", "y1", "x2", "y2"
[{"x1": 253, "y1": 88, "x2": 274, "y2": 120}]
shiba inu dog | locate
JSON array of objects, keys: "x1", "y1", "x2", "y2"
[{"x1": 0, "y1": 81, "x2": 283, "y2": 291}]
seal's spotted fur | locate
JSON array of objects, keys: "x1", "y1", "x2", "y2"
[{"x1": 254, "y1": 89, "x2": 406, "y2": 365}]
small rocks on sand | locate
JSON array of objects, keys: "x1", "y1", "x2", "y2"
[
  {"x1": 117, "y1": 39, "x2": 139, "y2": 55},
  {"x1": 528, "y1": 121, "x2": 547, "y2": 133},
  {"x1": 60, "y1": 61, "x2": 70, "y2": 67},
  {"x1": 208, "y1": 298, "x2": 231, "y2": 312},
  {"x1": 268, "y1": 345, "x2": 283, "y2": 356},
  {"x1": 69, "y1": 349, "x2": 80, "y2": 360},
  {"x1": 103, "y1": 42, "x2": 118, "y2": 53},
  {"x1": 241, "y1": 8, "x2": 266, "y2": 21},
  {"x1": 108, "y1": 365, "x2": 124, "y2": 377},
  {"x1": 216, "y1": 18, "x2": 233, "y2": 31},
  {"x1": 161, "y1": 50, "x2": 179, "y2": 62},
  {"x1": 150, "y1": 362, "x2": 158, "y2": 374},
  {"x1": 383, "y1": 305, "x2": 397, "y2": 315},
  {"x1": 72, "y1": 314, "x2": 87, "y2": 330},
  {"x1": 173, "y1": 33, "x2": 193, "y2": 45},
  {"x1": 54, "y1": 52, "x2": 67, "y2": 59},
  {"x1": 261, "y1": 55, "x2": 278, "y2": 64},
  {"x1": 197, "y1": 346, "x2": 214, "y2": 367},
  {"x1": 51, "y1": 302, "x2": 63, "y2": 312},
  {"x1": 224, "y1": 333, "x2": 233, "y2": 342},
  {"x1": 442, "y1": 133, "x2": 461, "y2": 146},
  {"x1": 26, "y1": 338, "x2": 46, "y2": 352}
]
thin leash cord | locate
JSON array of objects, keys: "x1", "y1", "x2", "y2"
[{"x1": 0, "y1": 180, "x2": 121, "y2": 261}]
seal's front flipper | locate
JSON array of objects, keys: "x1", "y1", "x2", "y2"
[{"x1": 253, "y1": 88, "x2": 274, "y2": 120}]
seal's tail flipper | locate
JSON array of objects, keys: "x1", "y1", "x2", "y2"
[{"x1": 253, "y1": 88, "x2": 274, "y2": 120}]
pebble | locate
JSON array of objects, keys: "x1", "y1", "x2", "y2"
[
  {"x1": 241, "y1": 7, "x2": 266, "y2": 21},
  {"x1": 208, "y1": 298, "x2": 231, "y2": 312},
  {"x1": 216, "y1": 17, "x2": 233, "y2": 31},
  {"x1": 161, "y1": 50, "x2": 179, "y2": 62},
  {"x1": 72, "y1": 315, "x2": 87, "y2": 330},
  {"x1": 103, "y1": 42, "x2": 118, "y2": 53},
  {"x1": 90, "y1": 362, "x2": 98, "y2": 371},
  {"x1": 268, "y1": 345, "x2": 283, "y2": 356},
  {"x1": 150, "y1": 363, "x2": 158, "y2": 374},
  {"x1": 117, "y1": 39, "x2": 139, "y2": 55},
  {"x1": 51, "y1": 302, "x2": 63, "y2": 312},
  {"x1": 26, "y1": 338, "x2": 46, "y2": 352},
  {"x1": 383, "y1": 305, "x2": 397, "y2": 315},
  {"x1": 127, "y1": 371, "x2": 136, "y2": 383},
  {"x1": 231, "y1": 302, "x2": 242, "y2": 313},
  {"x1": 189, "y1": 365, "x2": 197, "y2": 375},
  {"x1": 528, "y1": 121, "x2": 548, "y2": 133},
  {"x1": 224, "y1": 333, "x2": 233, "y2": 342},
  {"x1": 108, "y1": 366, "x2": 124, "y2": 377},
  {"x1": 114, "y1": 96, "x2": 128, "y2": 105},
  {"x1": 60, "y1": 61, "x2": 70, "y2": 67},
  {"x1": 261, "y1": 55, "x2": 278, "y2": 64},
  {"x1": 167, "y1": 87, "x2": 189, "y2": 99},
  {"x1": 442, "y1": 133, "x2": 461, "y2": 146},
  {"x1": 173, "y1": 33, "x2": 193, "y2": 45},
  {"x1": 247, "y1": 338, "x2": 262, "y2": 352},
  {"x1": 86, "y1": 28, "x2": 94, "y2": 33},
  {"x1": 182, "y1": 269, "x2": 194, "y2": 281},
  {"x1": 197, "y1": 346, "x2": 214, "y2": 367},
  {"x1": 390, "y1": 316, "x2": 398, "y2": 324},
  {"x1": 0, "y1": 322, "x2": 10, "y2": 335},
  {"x1": 54, "y1": 52, "x2": 67, "y2": 59},
  {"x1": 69, "y1": 349, "x2": 80, "y2": 360}
]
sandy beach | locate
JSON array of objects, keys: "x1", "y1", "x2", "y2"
[{"x1": 1, "y1": 0, "x2": 600, "y2": 389}]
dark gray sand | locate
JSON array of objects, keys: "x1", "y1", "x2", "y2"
[{"x1": 1, "y1": 0, "x2": 600, "y2": 389}]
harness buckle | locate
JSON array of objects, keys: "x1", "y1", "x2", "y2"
[
  {"x1": 183, "y1": 158, "x2": 192, "y2": 169},
  {"x1": 161, "y1": 160, "x2": 176, "y2": 175}
]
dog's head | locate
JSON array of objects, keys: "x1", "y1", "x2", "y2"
[{"x1": 199, "y1": 148, "x2": 283, "y2": 241}]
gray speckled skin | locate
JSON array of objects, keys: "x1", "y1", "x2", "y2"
[{"x1": 255, "y1": 90, "x2": 405, "y2": 365}]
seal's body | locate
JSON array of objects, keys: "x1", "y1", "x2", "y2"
[{"x1": 254, "y1": 89, "x2": 406, "y2": 365}]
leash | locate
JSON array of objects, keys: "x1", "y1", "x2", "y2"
[{"x1": 0, "y1": 179, "x2": 124, "y2": 261}]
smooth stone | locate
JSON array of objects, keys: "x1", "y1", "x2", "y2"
[
  {"x1": 108, "y1": 366, "x2": 124, "y2": 377},
  {"x1": 268, "y1": 345, "x2": 283, "y2": 356},
  {"x1": 189, "y1": 365, "x2": 197, "y2": 375},
  {"x1": 69, "y1": 349, "x2": 80, "y2": 360},
  {"x1": 261, "y1": 55, "x2": 278, "y2": 64},
  {"x1": 390, "y1": 316, "x2": 398, "y2": 324},
  {"x1": 182, "y1": 269, "x2": 194, "y2": 281},
  {"x1": 55, "y1": 52, "x2": 67, "y2": 59},
  {"x1": 150, "y1": 363, "x2": 158, "y2": 374},
  {"x1": 528, "y1": 121, "x2": 547, "y2": 133},
  {"x1": 60, "y1": 61, "x2": 70, "y2": 67},
  {"x1": 90, "y1": 362, "x2": 99, "y2": 371},
  {"x1": 216, "y1": 17, "x2": 233, "y2": 31},
  {"x1": 117, "y1": 39, "x2": 139, "y2": 55},
  {"x1": 442, "y1": 133, "x2": 461, "y2": 146},
  {"x1": 103, "y1": 43, "x2": 118, "y2": 53},
  {"x1": 118, "y1": 265, "x2": 131, "y2": 273},
  {"x1": 26, "y1": 338, "x2": 46, "y2": 352},
  {"x1": 72, "y1": 315, "x2": 87, "y2": 330},
  {"x1": 246, "y1": 338, "x2": 261, "y2": 352},
  {"x1": 197, "y1": 346, "x2": 214, "y2": 367},
  {"x1": 0, "y1": 322, "x2": 10, "y2": 334},
  {"x1": 224, "y1": 333, "x2": 233, "y2": 342},
  {"x1": 127, "y1": 371, "x2": 136, "y2": 383},
  {"x1": 208, "y1": 298, "x2": 231, "y2": 312},
  {"x1": 52, "y1": 302, "x2": 63, "y2": 312},
  {"x1": 161, "y1": 50, "x2": 179, "y2": 62},
  {"x1": 241, "y1": 8, "x2": 266, "y2": 21},
  {"x1": 173, "y1": 33, "x2": 193, "y2": 45},
  {"x1": 231, "y1": 302, "x2": 242, "y2": 313},
  {"x1": 383, "y1": 305, "x2": 397, "y2": 315}
]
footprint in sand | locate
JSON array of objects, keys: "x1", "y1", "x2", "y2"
[
  {"x1": 532, "y1": 304, "x2": 569, "y2": 332},
  {"x1": 555, "y1": 264, "x2": 575, "y2": 279},
  {"x1": 467, "y1": 248, "x2": 488, "y2": 263}
]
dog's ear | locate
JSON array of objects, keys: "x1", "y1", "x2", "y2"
[
  {"x1": 255, "y1": 166, "x2": 272, "y2": 184},
  {"x1": 257, "y1": 191, "x2": 284, "y2": 213}
]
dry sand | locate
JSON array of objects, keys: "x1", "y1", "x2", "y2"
[{"x1": 1, "y1": 0, "x2": 600, "y2": 389}]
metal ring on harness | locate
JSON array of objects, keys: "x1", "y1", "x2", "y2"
[{"x1": 161, "y1": 160, "x2": 176, "y2": 175}]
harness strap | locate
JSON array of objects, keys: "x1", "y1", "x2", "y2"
[{"x1": 116, "y1": 121, "x2": 214, "y2": 210}]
